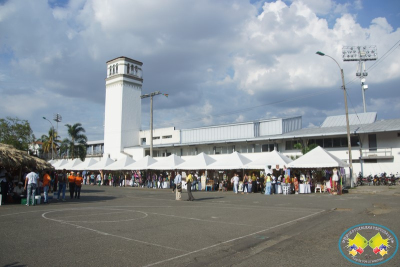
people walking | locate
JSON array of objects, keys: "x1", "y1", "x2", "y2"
[
  {"x1": 43, "y1": 170, "x2": 51, "y2": 204},
  {"x1": 75, "y1": 172, "x2": 83, "y2": 199},
  {"x1": 174, "y1": 171, "x2": 182, "y2": 201},
  {"x1": 68, "y1": 171, "x2": 76, "y2": 199},
  {"x1": 186, "y1": 172, "x2": 195, "y2": 201},
  {"x1": 24, "y1": 169, "x2": 39, "y2": 206},
  {"x1": 232, "y1": 173, "x2": 239, "y2": 194},
  {"x1": 57, "y1": 169, "x2": 67, "y2": 201},
  {"x1": 265, "y1": 173, "x2": 272, "y2": 195},
  {"x1": 251, "y1": 173, "x2": 257, "y2": 193}
]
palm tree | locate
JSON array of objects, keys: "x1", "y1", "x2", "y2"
[
  {"x1": 65, "y1": 123, "x2": 87, "y2": 160},
  {"x1": 294, "y1": 142, "x2": 318, "y2": 155},
  {"x1": 41, "y1": 128, "x2": 59, "y2": 159}
]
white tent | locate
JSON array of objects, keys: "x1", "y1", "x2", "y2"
[
  {"x1": 287, "y1": 146, "x2": 349, "y2": 168},
  {"x1": 52, "y1": 159, "x2": 69, "y2": 170},
  {"x1": 86, "y1": 157, "x2": 115, "y2": 170},
  {"x1": 103, "y1": 155, "x2": 135, "y2": 170},
  {"x1": 177, "y1": 152, "x2": 216, "y2": 170},
  {"x1": 123, "y1": 155, "x2": 157, "y2": 170},
  {"x1": 244, "y1": 150, "x2": 292, "y2": 169},
  {"x1": 148, "y1": 154, "x2": 185, "y2": 170},
  {"x1": 206, "y1": 151, "x2": 252, "y2": 170},
  {"x1": 61, "y1": 158, "x2": 83, "y2": 170},
  {"x1": 71, "y1": 158, "x2": 99, "y2": 171}
]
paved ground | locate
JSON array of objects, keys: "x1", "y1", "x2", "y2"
[{"x1": 0, "y1": 185, "x2": 399, "y2": 267}]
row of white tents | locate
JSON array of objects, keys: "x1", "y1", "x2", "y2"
[{"x1": 49, "y1": 146, "x2": 349, "y2": 172}]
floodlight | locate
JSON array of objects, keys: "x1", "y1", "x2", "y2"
[{"x1": 342, "y1": 45, "x2": 378, "y2": 61}]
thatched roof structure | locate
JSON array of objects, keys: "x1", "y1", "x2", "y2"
[{"x1": 0, "y1": 143, "x2": 54, "y2": 170}]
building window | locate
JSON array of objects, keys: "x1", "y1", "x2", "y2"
[
  {"x1": 153, "y1": 136, "x2": 160, "y2": 140},
  {"x1": 116, "y1": 63, "x2": 118, "y2": 73},
  {"x1": 127, "y1": 64, "x2": 130, "y2": 74},
  {"x1": 163, "y1": 135, "x2": 172, "y2": 139},
  {"x1": 285, "y1": 140, "x2": 301, "y2": 150},
  {"x1": 113, "y1": 65, "x2": 115, "y2": 74},
  {"x1": 109, "y1": 66, "x2": 111, "y2": 76},
  {"x1": 131, "y1": 65, "x2": 134, "y2": 73}
]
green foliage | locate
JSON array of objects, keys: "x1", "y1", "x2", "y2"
[
  {"x1": 0, "y1": 116, "x2": 34, "y2": 151},
  {"x1": 65, "y1": 123, "x2": 87, "y2": 161},
  {"x1": 293, "y1": 142, "x2": 318, "y2": 155},
  {"x1": 41, "y1": 128, "x2": 60, "y2": 156}
]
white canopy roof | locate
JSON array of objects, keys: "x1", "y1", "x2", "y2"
[
  {"x1": 86, "y1": 157, "x2": 115, "y2": 170},
  {"x1": 177, "y1": 152, "x2": 216, "y2": 170},
  {"x1": 244, "y1": 150, "x2": 292, "y2": 169},
  {"x1": 58, "y1": 159, "x2": 83, "y2": 170},
  {"x1": 148, "y1": 154, "x2": 185, "y2": 170},
  {"x1": 104, "y1": 155, "x2": 135, "y2": 170},
  {"x1": 123, "y1": 155, "x2": 157, "y2": 170},
  {"x1": 287, "y1": 146, "x2": 349, "y2": 168},
  {"x1": 52, "y1": 159, "x2": 69, "y2": 170},
  {"x1": 207, "y1": 151, "x2": 252, "y2": 170},
  {"x1": 71, "y1": 158, "x2": 99, "y2": 171}
]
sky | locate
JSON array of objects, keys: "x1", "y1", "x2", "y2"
[{"x1": 0, "y1": 0, "x2": 399, "y2": 143}]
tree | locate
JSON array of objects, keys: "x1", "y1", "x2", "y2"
[
  {"x1": 294, "y1": 141, "x2": 318, "y2": 155},
  {"x1": 41, "y1": 128, "x2": 60, "y2": 158},
  {"x1": 65, "y1": 123, "x2": 87, "y2": 161},
  {"x1": 0, "y1": 117, "x2": 34, "y2": 151}
]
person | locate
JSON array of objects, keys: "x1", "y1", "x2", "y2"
[
  {"x1": 186, "y1": 172, "x2": 195, "y2": 201},
  {"x1": 158, "y1": 174, "x2": 163, "y2": 189},
  {"x1": 97, "y1": 172, "x2": 102, "y2": 186},
  {"x1": 332, "y1": 168, "x2": 339, "y2": 192},
  {"x1": 68, "y1": 171, "x2": 76, "y2": 199},
  {"x1": 251, "y1": 173, "x2": 257, "y2": 193},
  {"x1": 259, "y1": 174, "x2": 265, "y2": 194},
  {"x1": 232, "y1": 173, "x2": 239, "y2": 194},
  {"x1": 174, "y1": 171, "x2": 182, "y2": 201},
  {"x1": 24, "y1": 169, "x2": 39, "y2": 206},
  {"x1": 43, "y1": 170, "x2": 51, "y2": 204},
  {"x1": 90, "y1": 172, "x2": 95, "y2": 185},
  {"x1": 201, "y1": 172, "x2": 206, "y2": 191},
  {"x1": 75, "y1": 172, "x2": 83, "y2": 199},
  {"x1": 271, "y1": 174, "x2": 276, "y2": 194},
  {"x1": 294, "y1": 176, "x2": 299, "y2": 194},
  {"x1": 12, "y1": 182, "x2": 25, "y2": 203},
  {"x1": 265, "y1": 173, "x2": 272, "y2": 195},
  {"x1": 242, "y1": 173, "x2": 249, "y2": 194},
  {"x1": 0, "y1": 169, "x2": 8, "y2": 205},
  {"x1": 57, "y1": 169, "x2": 67, "y2": 201}
]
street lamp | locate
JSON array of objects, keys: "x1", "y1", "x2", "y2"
[
  {"x1": 316, "y1": 51, "x2": 354, "y2": 187},
  {"x1": 140, "y1": 91, "x2": 168, "y2": 157},
  {"x1": 43, "y1": 116, "x2": 55, "y2": 160}
]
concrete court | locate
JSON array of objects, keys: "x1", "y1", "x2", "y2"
[{"x1": 0, "y1": 185, "x2": 399, "y2": 267}]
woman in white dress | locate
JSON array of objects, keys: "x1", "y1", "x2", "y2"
[{"x1": 201, "y1": 172, "x2": 206, "y2": 191}]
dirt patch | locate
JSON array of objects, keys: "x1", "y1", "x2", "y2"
[{"x1": 366, "y1": 203, "x2": 391, "y2": 216}]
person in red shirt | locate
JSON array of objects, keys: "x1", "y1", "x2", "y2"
[
  {"x1": 74, "y1": 172, "x2": 83, "y2": 199},
  {"x1": 68, "y1": 171, "x2": 76, "y2": 200},
  {"x1": 43, "y1": 171, "x2": 51, "y2": 204}
]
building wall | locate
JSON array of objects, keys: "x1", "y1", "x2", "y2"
[{"x1": 139, "y1": 127, "x2": 180, "y2": 145}]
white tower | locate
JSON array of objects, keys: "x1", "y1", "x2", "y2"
[{"x1": 103, "y1": 57, "x2": 143, "y2": 159}]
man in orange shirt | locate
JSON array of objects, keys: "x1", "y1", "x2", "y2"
[
  {"x1": 68, "y1": 171, "x2": 76, "y2": 200},
  {"x1": 43, "y1": 170, "x2": 51, "y2": 204},
  {"x1": 75, "y1": 172, "x2": 83, "y2": 199}
]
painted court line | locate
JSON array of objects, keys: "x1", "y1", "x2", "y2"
[
  {"x1": 41, "y1": 211, "x2": 186, "y2": 252},
  {"x1": 143, "y1": 209, "x2": 326, "y2": 267}
]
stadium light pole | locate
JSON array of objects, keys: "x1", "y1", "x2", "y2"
[
  {"x1": 43, "y1": 116, "x2": 54, "y2": 160},
  {"x1": 316, "y1": 51, "x2": 354, "y2": 188},
  {"x1": 140, "y1": 91, "x2": 168, "y2": 157}
]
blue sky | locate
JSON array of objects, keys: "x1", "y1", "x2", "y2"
[{"x1": 0, "y1": 0, "x2": 399, "y2": 142}]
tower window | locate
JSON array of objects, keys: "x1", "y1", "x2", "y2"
[
  {"x1": 113, "y1": 65, "x2": 115, "y2": 74},
  {"x1": 131, "y1": 65, "x2": 134, "y2": 73},
  {"x1": 109, "y1": 66, "x2": 111, "y2": 76},
  {"x1": 127, "y1": 64, "x2": 130, "y2": 74},
  {"x1": 116, "y1": 63, "x2": 118, "y2": 73}
]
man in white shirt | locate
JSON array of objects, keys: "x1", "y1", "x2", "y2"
[
  {"x1": 232, "y1": 173, "x2": 239, "y2": 194},
  {"x1": 174, "y1": 172, "x2": 182, "y2": 201},
  {"x1": 24, "y1": 170, "x2": 39, "y2": 206}
]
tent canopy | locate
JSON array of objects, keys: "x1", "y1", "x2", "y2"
[
  {"x1": 104, "y1": 155, "x2": 135, "y2": 171},
  {"x1": 71, "y1": 158, "x2": 99, "y2": 171},
  {"x1": 123, "y1": 155, "x2": 157, "y2": 170},
  {"x1": 148, "y1": 154, "x2": 185, "y2": 170},
  {"x1": 85, "y1": 157, "x2": 115, "y2": 170},
  {"x1": 207, "y1": 151, "x2": 252, "y2": 170},
  {"x1": 287, "y1": 146, "x2": 349, "y2": 169},
  {"x1": 244, "y1": 150, "x2": 292, "y2": 169},
  {"x1": 61, "y1": 158, "x2": 83, "y2": 170},
  {"x1": 177, "y1": 152, "x2": 216, "y2": 170}
]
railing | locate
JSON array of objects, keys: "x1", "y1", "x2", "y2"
[{"x1": 361, "y1": 148, "x2": 392, "y2": 158}]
